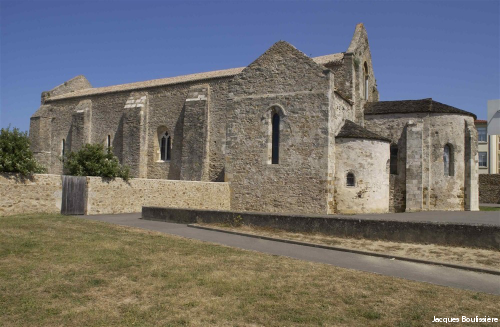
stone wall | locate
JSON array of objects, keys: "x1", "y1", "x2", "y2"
[
  {"x1": 346, "y1": 23, "x2": 379, "y2": 125},
  {"x1": 0, "y1": 174, "x2": 62, "y2": 216},
  {"x1": 334, "y1": 139, "x2": 390, "y2": 213},
  {"x1": 33, "y1": 76, "x2": 234, "y2": 182},
  {"x1": 225, "y1": 41, "x2": 332, "y2": 215},
  {"x1": 364, "y1": 113, "x2": 478, "y2": 211},
  {"x1": 0, "y1": 173, "x2": 230, "y2": 216},
  {"x1": 86, "y1": 177, "x2": 230, "y2": 215},
  {"x1": 479, "y1": 174, "x2": 500, "y2": 204},
  {"x1": 143, "y1": 207, "x2": 500, "y2": 249}
]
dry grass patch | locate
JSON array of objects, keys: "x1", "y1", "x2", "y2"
[
  {"x1": 196, "y1": 223, "x2": 500, "y2": 271},
  {"x1": 480, "y1": 206, "x2": 500, "y2": 211},
  {"x1": 0, "y1": 214, "x2": 498, "y2": 327}
]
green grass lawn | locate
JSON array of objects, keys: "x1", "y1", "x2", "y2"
[
  {"x1": 1, "y1": 214, "x2": 499, "y2": 327},
  {"x1": 480, "y1": 206, "x2": 500, "y2": 211}
]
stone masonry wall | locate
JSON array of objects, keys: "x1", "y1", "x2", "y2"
[
  {"x1": 86, "y1": 177, "x2": 230, "y2": 215},
  {"x1": 365, "y1": 113, "x2": 477, "y2": 212},
  {"x1": 364, "y1": 114, "x2": 411, "y2": 212},
  {"x1": 346, "y1": 24, "x2": 378, "y2": 125},
  {"x1": 334, "y1": 139, "x2": 390, "y2": 213},
  {"x1": 479, "y1": 174, "x2": 500, "y2": 204},
  {"x1": 0, "y1": 174, "x2": 62, "y2": 216},
  {"x1": 37, "y1": 77, "x2": 233, "y2": 182},
  {"x1": 226, "y1": 41, "x2": 332, "y2": 214}
]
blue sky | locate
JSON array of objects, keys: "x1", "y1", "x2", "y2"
[{"x1": 1, "y1": 0, "x2": 499, "y2": 131}]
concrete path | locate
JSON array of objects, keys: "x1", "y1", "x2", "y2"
[{"x1": 79, "y1": 213, "x2": 500, "y2": 295}]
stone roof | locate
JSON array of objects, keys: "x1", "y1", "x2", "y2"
[
  {"x1": 312, "y1": 53, "x2": 344, "y2": 65},
  {"x1": 364, "y1": 98, "x2": 477, "y2": 119},
  {"x1": 336, "y1": 120, "x2": 391, "y2": 142},
  {"x1": 48, "y1": 67, "x2": 245, "y2": 101},
  {"x1": 31, "y1": 104, "x2": 52, "y2": 118},
  {"x1": 46, "y1": 53, "x2": 344, "y2": 101}
]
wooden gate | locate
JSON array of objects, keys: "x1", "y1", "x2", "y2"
[{"x1": 61, "y1": 176, "x2": 87, "y2": 215}]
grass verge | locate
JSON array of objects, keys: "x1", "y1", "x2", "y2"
[
  {"x1": 480, "y1": 206, "x2": 500, "y2": 211},
  {"x1": 1, "y1": 214, "x2": 499, "y2": 326}
]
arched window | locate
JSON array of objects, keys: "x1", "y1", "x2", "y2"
[
  {"x1": 390, "y1": 144, "x2": 398, "y2": 175},
  {"x1": 160, "y1": 132, "x2": 171, "y2": 161},
  {"x1": 346, "y1": 172, "x2": 355, "y2": 187},
  {"x1": 364, "y1": 62, "x2": 369, "y2": 100},
  {"x1": 272, "y1": 112, "x2": 280, "y2": 164},
  {"x1": 444, "y1": 144, "x2": 454, "y2": 176}
]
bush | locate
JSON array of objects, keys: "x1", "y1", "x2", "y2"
[
  {"x1": 64, "y1": 143, "x2": 130, "y2": 180},
  {"x1": 0, "y1": 126, "x2": 46, "y2": 175}
]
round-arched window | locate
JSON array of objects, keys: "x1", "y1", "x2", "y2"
[{"x1": 346, "y1": 172, "x2": 355, "y2": 187}]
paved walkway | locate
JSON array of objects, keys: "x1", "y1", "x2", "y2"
[{"x1": 79, "y1": 213, "x2": 500, "y2": 295}]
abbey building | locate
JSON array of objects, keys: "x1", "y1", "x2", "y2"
[{"x1": 30, "y1": 24, "x2": 479, "y2": 214}]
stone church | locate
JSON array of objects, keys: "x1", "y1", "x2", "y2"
[{"x1": 30, "y1": 24, "x2": 479, "y2": 215}]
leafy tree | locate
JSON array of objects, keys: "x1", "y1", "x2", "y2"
[
  {"x1": 64, "y1": 143, "x2": 129, "y2": 180},
  {"x1": 0, "y1": 126, "x2": 46, "y2": 175}
]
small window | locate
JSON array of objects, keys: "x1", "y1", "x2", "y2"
[
  {"x1": 107, "y1": 135, "x2": 111, "y2": 149},
  {"x1": 160, "y1": 132, "x2": 171, "y2": 161},
  {"x1": 346, "y1": 172, "x2": 355, "y2": 187},
  {"x1": 479, "y1": 152, "x2": 487, "y2": 167},
  {"x1": 390, "y1": 145, "x2": 398, "y2": 175},
  {"x1": 272, "y1": 113, "x2": 280, "y2": 164},
  {"x1": 444, "y1": 144, "x2": 454, "y2": 176},
  {"x1": 477, "y1": 127, "x2": 487, "y2": 142},
  {"x1": 61, "y1": 139, "x2": 65, "y2": 157}
]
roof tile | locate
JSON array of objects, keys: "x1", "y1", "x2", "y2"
[{"x1": 364, "y1": 98, "x2": 476, "y2": 119}]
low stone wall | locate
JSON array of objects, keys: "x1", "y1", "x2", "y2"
[
  {"x1": 86, "y1": 177, "x2": 230, "y2": 215},
  {"x1": 142, "y1": 207, "x2": 500, "y2": 249},
  {"x1": 0, "y1": 173, "x2": 230, "y2": 216},
  {"x1": 0, "y1": 173, "x2": 62, "y2": 216},
  {"x1": 479, "y1": 174, "x2": 500, "y2": 204}
]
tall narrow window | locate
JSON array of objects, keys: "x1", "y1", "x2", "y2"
[
  {"x1": 166, "y1": 135, "x2": 171, "y2": 161},
  {"x1": 272, "y1": 113, "x2": 280, "y2": 164},
  {"x1": 478, "y1": 152, "x2": 487, "y2": 168},
  {"x1": 364, "y1": 62, "x2": 369, "y2": 100},
  {"x1": 160, "y1": 132, "x2": 171, "y2": 161},
  {"x1": 61, "y1": 139, "x2": 65, "y2": 157},
  {"x1": 346, "y1": 172, "x2": 355, "y2": 187},
  {"x1": 444, "y1": 144, "x2": 454, "y2": 176},
  {"x1": 107, "y1": 135, "x2": 111, "y2": 150},
  {"x1": 390, "y1": 145, "x2": 398, "y2": 175}
]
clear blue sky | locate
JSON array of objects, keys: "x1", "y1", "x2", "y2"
[{"x1": 1, "y1": 0, "x2": 499, "y2": 132}]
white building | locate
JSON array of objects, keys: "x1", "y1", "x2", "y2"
[{"x1": 476, "y1": 100, "x2": 500, "y2": 174}]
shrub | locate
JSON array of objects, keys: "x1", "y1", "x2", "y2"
[
  {"x1": 0, "y1": 126, "x2": 46, "y2": 175},
  {"x1": 64, "y1": 143, "x2": 129, "y2": 180}
]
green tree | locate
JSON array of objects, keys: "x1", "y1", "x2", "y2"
[
  {"x1": 0, "y1": 126, "x2": 46, "y2": 175},
  {"x1": 64, "y1": 143, "x2": 129, "y2": 180}
]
